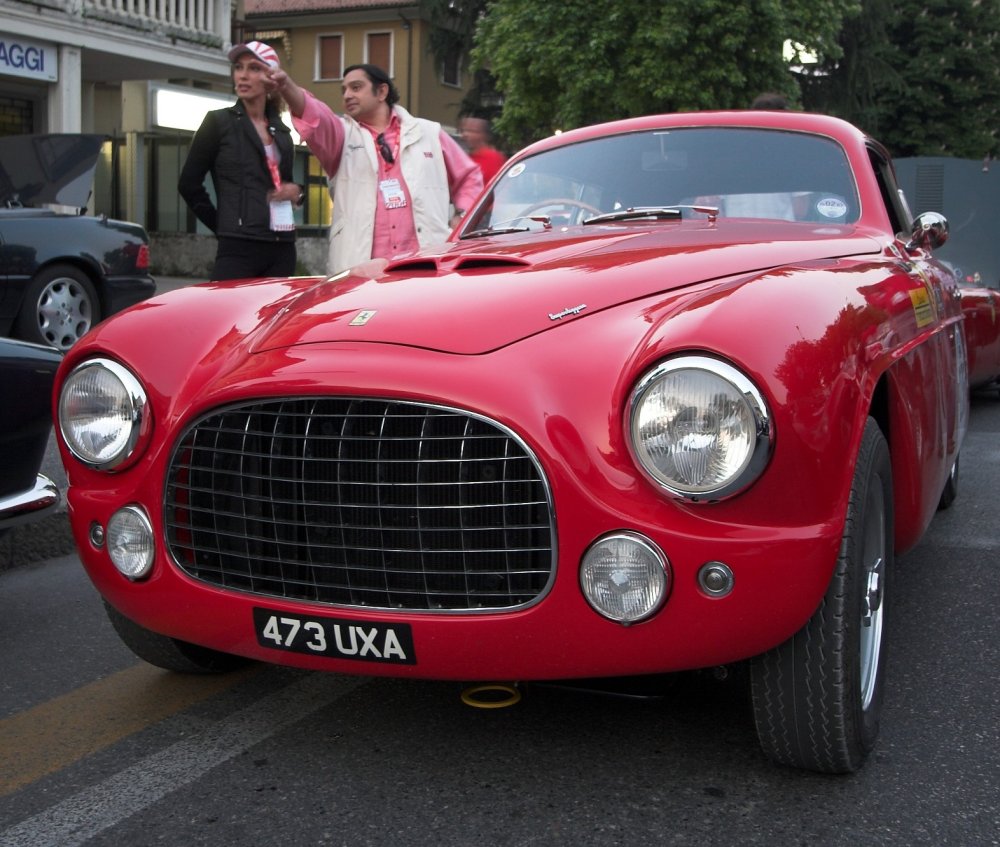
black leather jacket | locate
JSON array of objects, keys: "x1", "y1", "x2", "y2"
[{"x1": 178, "y1": 100, "x2": 296, "y2": 242}]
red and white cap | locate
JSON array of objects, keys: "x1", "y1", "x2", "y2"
[{"x1": 228, "y1": 40, "x2": 280, "y2": 68}]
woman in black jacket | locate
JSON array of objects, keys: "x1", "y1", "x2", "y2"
[{"x1": 179, "y1": 41, "x2": 302, "y2": 280}]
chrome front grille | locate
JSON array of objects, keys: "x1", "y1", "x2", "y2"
[{"x1": 165, "y1": 398, "x2": 555, "y2": 611}]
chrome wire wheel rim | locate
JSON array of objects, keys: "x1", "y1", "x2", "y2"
[{"x1": 859, "y1": 479, "x2": 886, "y2": 711}]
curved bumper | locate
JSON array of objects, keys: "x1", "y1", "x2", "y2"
[{"x1": 0, "y1": 474, "x2": 60, "y2": 530}]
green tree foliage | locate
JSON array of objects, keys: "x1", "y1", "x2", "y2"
[
  {"x1": 799, "y1": 0, "x2": 896, "y2": 135},
  {"x1": 804, "y1": 0, "x2": 1000, "y2": 157},
  {"x1": 471, "y1": 0, "x2": 858, "y2": 147}
]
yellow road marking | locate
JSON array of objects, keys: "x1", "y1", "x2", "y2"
[{"x1": 0, "y1": 662, "x2": 258, "y2": 797}]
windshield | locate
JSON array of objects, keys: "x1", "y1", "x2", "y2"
[{"x1": 463, "y1": 127, "x2": 860, "y2": 235}]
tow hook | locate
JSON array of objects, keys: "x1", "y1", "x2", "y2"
[{"x1": 460, "y1": 682, "x2": 522, "y2": 709}]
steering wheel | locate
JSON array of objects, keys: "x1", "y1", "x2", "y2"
[{"x1": 518, "y1": 198, "x2": 602, "y2": 226}]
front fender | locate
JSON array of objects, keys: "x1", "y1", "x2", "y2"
[{"x1": 621, "y1": 254, "x2": 960, "y2": 552}]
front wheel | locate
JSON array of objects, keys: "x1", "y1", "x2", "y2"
[
  {"x1": 104, "y1": 602, "x2": 250, "y2": 674},
  {"x1": 15, "y1": 263, "x2": 100, "y2": 351},
  {"x1": 937, "y1": 453, "x2": 959, "y2": 510},
  {"x1": 750, "y1": 418, "x2": 892, "y2": 773}
]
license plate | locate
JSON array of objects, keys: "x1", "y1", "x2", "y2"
[{"x1": 253, "y1": 608, "x2": 416, "y2": 665}]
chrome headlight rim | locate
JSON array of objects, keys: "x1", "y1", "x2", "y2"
[
  {"x1": 628, "y1": 354, "x2": 772, "y2": 502},
  {"x1": 580, "y1": 531, "x2": 671, "y2": 624},
  {"x1": 58, "y1": 357, "x2": 150, "y2": 471},
  {"x1": 107, "y1": 504, "x2": 155, "y2": 580}
]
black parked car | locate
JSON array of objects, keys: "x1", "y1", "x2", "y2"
[
  {"x1": 0, "y1": 134, "x2": 155, "y2": 352},
  {"x1": 0, "y1": 336, "x2": 62, "y2": 534}
]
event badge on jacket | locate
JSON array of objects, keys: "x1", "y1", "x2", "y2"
[
  {"x1": 269, "y1": 199, "x2": 295, "y2": 230},
  {"x1": 266, "y1": 156, "x2": 296, "y2": 232},
  {"x1": 379, "y1": 178, "x2": 407, "y2": 210}
]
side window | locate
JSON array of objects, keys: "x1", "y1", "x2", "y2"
[
  {"x1": 317, "y1": 34, "x2": 343, "y2": 81},
  {"x1": 868, "y1": 146, "x2": 911, "y2": 237}
]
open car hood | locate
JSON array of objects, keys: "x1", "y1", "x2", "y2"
[
  {"x1": 0, "y1": 134, "x2": 106, "y2": 209},
  {"x1": 251, "y1": 223, "x2": 883, "y2": 356}
]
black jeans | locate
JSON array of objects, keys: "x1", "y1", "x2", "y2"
[{"x1": 212, "y1": 237, "x2": 296, "y2": 281}]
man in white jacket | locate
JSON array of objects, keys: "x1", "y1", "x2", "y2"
[{"x1": 271, "y1": 63, "x2": 483, "y2": 274}]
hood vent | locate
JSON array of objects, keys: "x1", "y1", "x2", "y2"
[
  {"x1": 386, "y1": 254, "x2": 532, "y2": 275},
  {"x1": 384, "y1": 258, "x2": 439, "y2": 274},
  {"x1": 453, "y1": 255, "x2": 532, "y2": 271}
]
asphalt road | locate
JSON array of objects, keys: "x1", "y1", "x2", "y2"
[{"x1": 1, "y1": 389, "x2": 998, "y2": 847}]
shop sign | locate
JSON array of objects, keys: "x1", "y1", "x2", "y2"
[{"x1": 0, "y1": 35, "x2": 58, "y2": 82}]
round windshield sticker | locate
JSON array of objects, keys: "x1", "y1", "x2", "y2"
[
  {"x1": 816, "y1": 197, "x2": 848, "y2": 218},
  {"x1": 506, "y1": 163, "x2": 526, "y2": 178}
]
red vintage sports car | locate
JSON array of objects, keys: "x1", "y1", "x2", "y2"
[
  {"x1": 957, "y1": 271, "x2": 1000, "y2": 395},
  {"x1": 55, "y1": 111, "x2": 967, "y2": 774}
]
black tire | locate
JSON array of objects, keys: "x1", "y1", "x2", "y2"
[
  {"x1": 750, "y1": 418, "x2": 892, "y2": 773},
  {"x1": 104, "y1": 601, "x2": 250, "y2": 674},
  {"x1": 15, "y1": 263, "x2": 100, "y2": 351},
  {"x1": 937, "y1": 453, "x2": 959, "y2": 511}
]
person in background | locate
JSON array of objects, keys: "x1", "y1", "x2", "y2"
[
  {"x1": 459, "y1": 116, "x2": 507, "y2": 184},
  {"x1": 269, "y1": 63, "x2": 483, "y2": 274},
  {"x1": 751, "y1": 92, "x2": 789, "y2": 110},
  {"x1": 178, "y1": 41, "x2": 302, "y2": 281}
]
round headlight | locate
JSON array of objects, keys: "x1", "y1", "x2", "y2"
[
  {"x1": 59, "y1": 358, "x2": 149, "y2": 470},
  {"x1": 580, "y1": 532, "x2": 670, "y2": 624},
  {"x1": 629, "y1": 356, "x2": 772, "y2": 500},
  {"x1": 107, "y1": 505, "x2": 155, "y2": 579}
]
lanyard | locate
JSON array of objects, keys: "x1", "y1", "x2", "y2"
[{"x1": 266, "y1": 156, "x2": 282, "y2": 190}]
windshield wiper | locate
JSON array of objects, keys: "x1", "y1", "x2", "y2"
[
  {"x1": 583, "y1": 205, "x2": 719, "y2": 225},
  {"x1": 583, "y1": 207, "x2": 682, "y2": 224},
  {"x1": 460, "y1": 215, "x2": 552, "y2": 240},
  {"x1": 462, "y1": 225, "x2": 533, "y2": 239}
]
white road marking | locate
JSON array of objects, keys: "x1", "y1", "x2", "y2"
[{"x1": 0, "y1": 673, "x2": 361, "y2": 847}]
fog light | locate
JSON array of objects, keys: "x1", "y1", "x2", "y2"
[
  {"x1": 580, "y1": 532, "x2": 670, "y2": 624},
  {"x1": 107, "y1": 505, "x2": 154, "y2": 580},
  {"x1": 698, "y1": 561, "x2": 734, "y2": 597}
]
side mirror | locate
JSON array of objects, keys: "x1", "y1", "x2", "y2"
[{"x1": 906, "y1": 211, "x2": 949, "y2": 252}]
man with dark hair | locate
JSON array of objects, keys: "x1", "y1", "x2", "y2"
[{"x1": 271, "y1": 63, "x2": 482, "y2": 274}]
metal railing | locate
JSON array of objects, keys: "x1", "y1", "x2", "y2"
[{"x1": 18, "y1": 0, "x2": 228, "y2": 45}]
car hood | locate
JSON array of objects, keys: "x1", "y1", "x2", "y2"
[
  {"x1": 0, "y1": 133, "x2": 105, "y2": 209},
  {"x1": 251, "y1": 222, "x2": 883, "y2": 356}
]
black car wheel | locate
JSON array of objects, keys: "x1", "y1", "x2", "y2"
[
  {"x1": 104, "y1": 601, "x2": 250, "y2": 674},
  {"x1": 750, "y1": 417, "x2": 892, "y2": 773},
  {"x1": 15, "y1": 263, "x2": 100, "y2": 351}
]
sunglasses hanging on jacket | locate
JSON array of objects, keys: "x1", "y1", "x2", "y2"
[{"x1": 376, "y1": 133, "x2": 395, "y2": 165}]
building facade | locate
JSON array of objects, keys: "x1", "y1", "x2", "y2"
[
  {"x1": 1, "y1": 0, "x2": 231, "y2": 232},
  {"x1": 1, "y1": 0, "x2": 476, "y2": 274}
]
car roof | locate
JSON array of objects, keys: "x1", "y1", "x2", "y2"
[{"x1": 517, "y1": 110, "x2": 872, "y2": 159}]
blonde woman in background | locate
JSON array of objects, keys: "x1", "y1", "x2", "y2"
[{"x1": 179, "y1": 41, "x2": 303, "y2": 280}]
